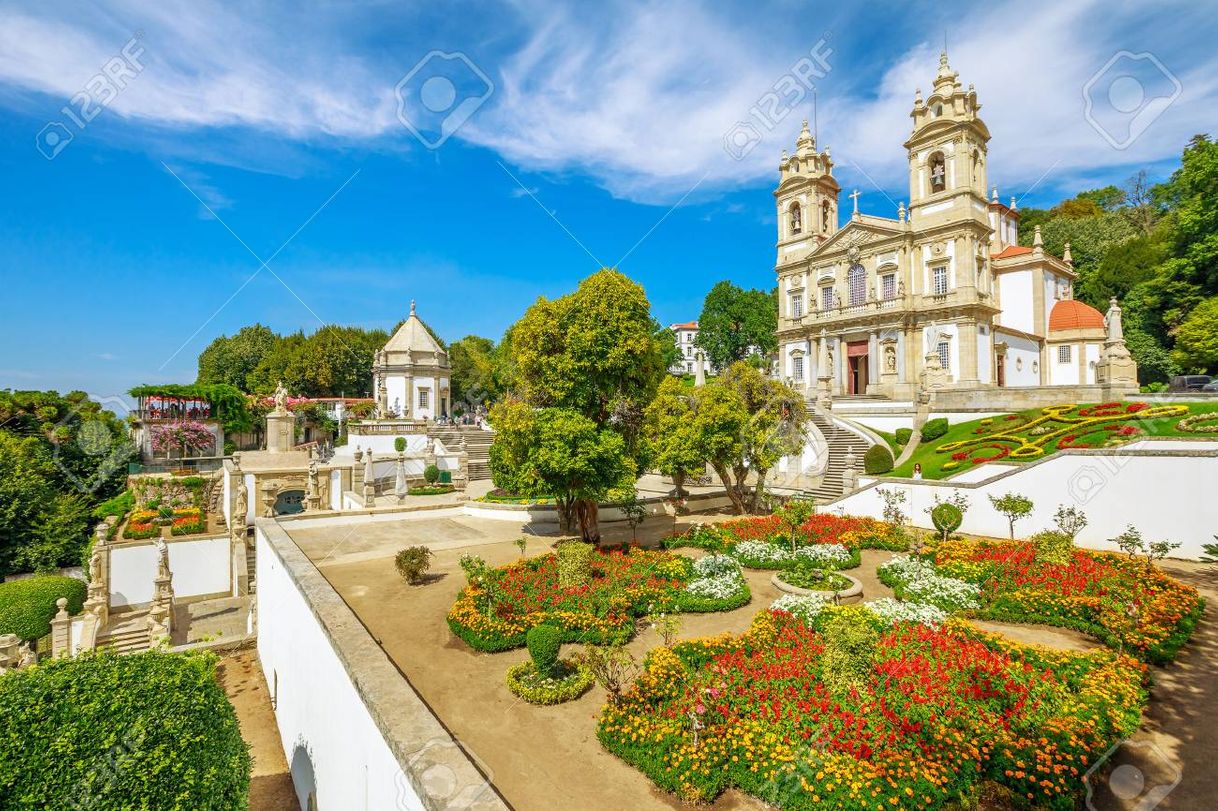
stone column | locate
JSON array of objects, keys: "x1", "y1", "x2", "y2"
[
  {"x1": 363, "y1": 450, "x2": 376, "y2": 506},
  {"x1": 956, "y1": 320, "x2": 980, "y2": 388},
  {"x1": 50, "y1": 598, "x2": 71, "y2": 659},
  {"x1": 404, "y1": 373, "x2": 415, "y2": 420},
  {"x1": 816, "y1": 329, "x2": 833, "y2": 410}
]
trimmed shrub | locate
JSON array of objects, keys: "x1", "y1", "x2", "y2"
[
  {"x1": 505, "y1": 659, "x2": 594, "y2": 705},
  {"x1": 556, "y1": 541, "x2": 594, "y2": 588},
  {"x1": 820, "y1": 606, "x2": 880, "y2": 698},
  {"x1": 0, "y1": 576, "x2": 87, "y2": 641},
  {"x1": 863, "y1": 444, "x2": 895, "y2": 475},
  {"x1": 1032, "y1": 530, "x2": 1075, "y2": 566},
  {"x1": 930, "y1": 502, "x2": 964, "y2": 539},
  {"x1": 921, "y1": 418, "x2": 950, "y2": 441},
  {"x1": 894, "y1": 428, "x2": 913, "y2": 446},
  {"x1": 0, "y1": 650, "x2": 250, "y2": 809},
  {"x1": 395, "y1": 546, "x2": 433, "y2": 584},
  {"x1": 394, "y1": 436, "x2": 407, "y2": 452},
  {"x1": 526, "y1": 624, "x2": 563, "y2": 677},
  {"x1": 423, "y1": 464, "x2": 441, "y2": 484}
]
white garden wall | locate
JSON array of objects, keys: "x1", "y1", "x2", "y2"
[
  {"x1": 833, "y1": 448, "x2": 1218, "y2": 560},
  {"x1": 108, "y1": 536, "x2": 232, "y2": 607},
  {"x1": 255, "y1": 520, "x2": 504, "y2": 811}
]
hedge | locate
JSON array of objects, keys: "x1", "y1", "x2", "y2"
[
  {"x1": 0, "y1": 576, "x2": 86, "y2": 641},
  {"x1": 894, "y1": 428, "x2": 913, "y2": 446},
  {"x1": 0, "y1": 650, "x2": 251, "y2": 810},
  {"x1": 863, "y1": 444, "x2": 895, "y2": 475},
  {"x1": 921, "y1": 417, "x2": 949, "y2": 441}
]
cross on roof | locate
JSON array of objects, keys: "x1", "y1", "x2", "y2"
[{"x1": 849, "y1": 189, "x2": 861, "y2": 216}]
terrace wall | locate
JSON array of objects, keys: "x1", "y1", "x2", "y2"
[
  {"x1": 834, "y1": 445, "x2": 1218, "y2": 559},
  {"x1": 255, "y1": 519, "x2": 506, "y2": 811}
]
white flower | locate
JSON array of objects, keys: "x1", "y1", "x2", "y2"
[
  {"x1": 693, "y1": 554, "x2": 742, "y2": 578},
  {"x1": 732, "y1": 541, "x2": 791, "y2": 564},
  {"x1": 770, "y1": 593, "x2": 832, "y2": 622},
  {"x1": 864, "y1": 598, "x2": 948, "y2": 627},
  {"x1": 878, "y1": 556, "x2": 981, "y2": 610},
  {"x1": 794, "y1": 543, "x2": 851, "y2": 566}
]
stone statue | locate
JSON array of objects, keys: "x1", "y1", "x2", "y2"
[
  {"x1": 884, "y1": 344, "x2": 897, "y2": 373},
  {"x1": 18, "y1": 642, "x2": 36, "y2": 668},
  {"x1": 924, "y1": 322, "x2": 945, "y2": 353},
  {"x1": 273, "y1": 381, "x2": 289, "y2": 412},
  {"x1": 89, "y1": 545, "x2": 103, "y2": 583},
  {"x1": 235, "y1": 478, "x2": 249, "y2": 529},
  {"x1": 154, "y1": 537, "x2": 170, "y2": 579},
  {"x1": 1105, "y1": 297, "x2": 1125, "y2": 342}
]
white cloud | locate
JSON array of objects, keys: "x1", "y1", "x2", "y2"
[{"x1": 0, "y1": 0, "x2": 1213, "y2": 205}]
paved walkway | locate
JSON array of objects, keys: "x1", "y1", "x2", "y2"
[{"x1": 217, "y1": 649, "x2": 297, "y2": 810}]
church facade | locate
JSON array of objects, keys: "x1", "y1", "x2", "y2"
[{"x1": 774, "y1": 53, "x2": 1126, "y2": 400}]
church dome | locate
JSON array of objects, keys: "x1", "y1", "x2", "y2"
[{"x1": 1049, "y1": 299, "x2": 1105, "y2": 332}]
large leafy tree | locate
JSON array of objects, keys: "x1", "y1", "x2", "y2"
[
  {"x1": 680, "y1": 362, "x2": 807, "y2": 514},
  {"x1": 1172, "y1": 297, "x2": 1218, "y2": 372},
  {"x1": 448, "y1": 335, "x2": 500, "y2": 410},
  {"x1": 694, "y1": 281, "x2": 777, "y2": 370},
  {"x1": 641, "y1": 377, "x2": 706, "y2": 498},
  {"x1": 488, "y1": 402, "x2": 632, "y2": 536},
  {"x1": 0, "y1": 434, "x2": 91, "y2": 575},
  {"x1": 494, "y1": 268, "x2": 665, "y2": 541},
  {"x1": 196, "y1": 324, "x2": 277, "y2": 390},
  {"x1": 652, "y1": 318, "x2": 682, "y2": 372}
]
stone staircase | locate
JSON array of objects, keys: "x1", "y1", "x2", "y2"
[
  {"x1": 246, "y1": 546, "x2": 256, "y2": 593},
  {"x1": 205, "y1": 473, "x2": 226, "y2": 530},
  {"x1": 806, "y1": 412, "x2": 872, "y2": 503},
  {"x1": 95, "y1": 612, "x2": 152, "y2": 655},
  {"x1": 427, "y1": 426, "x2": 494, "y2": 481}
]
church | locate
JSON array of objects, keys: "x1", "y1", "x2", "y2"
[{"x1": 774, "y1": 52, "x2": 1136, "y2": 400}]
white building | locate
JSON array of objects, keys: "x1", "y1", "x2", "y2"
[
  {"x1": 371, "y1": 301, "x2": 451, "y2": 419},
  {"x1": 670, "y1": 321, "x2": 702, "y2": 375}
]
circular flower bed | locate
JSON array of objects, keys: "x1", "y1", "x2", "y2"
[
  {"x1": 667, "y1": 513, "x2": 905, "y2": 565},
  {"x1": 506, "y1": 658, "x2": 594, "y2": 705},
  {"x1": 597, "y1": 607, "x2": 1147, "y2": 809},
  {"x1": 1177, "y1": 412, "x2": 1218, "y2": 433},
  {"x1": 446, "y1": 547, "x2": 750, "y2": 652}
]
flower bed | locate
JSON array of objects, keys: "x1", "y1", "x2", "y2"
[
  {"x1": 597, "y1": 608, "x2": 1147, "y2": 809},
  {"x1": 665, "y1": 513, "x2": 902, "y2": 567},
  {"x1": 506, "y1": 659, "x2": 595, "y2": 705},
  {"x1": 123, "y1": 510, "x2": 160, "y2": 540},
  {"x1": 927, "y1": 540, "x2": 1205, "y2": 664},
  {"x1": 877, "y1": 556, "x2": 983, "y2": 612},
  {"x1": 169, "y1": 508, "x2": 206, "y2": 536},
  {"x1": 447, "y1": 548, "x2": 750, "y2": 652}
]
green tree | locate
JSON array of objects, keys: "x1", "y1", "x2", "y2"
[
  {"x1": 0, "y1": 434, "x2": 93, "y2": 575},
  {"x1": 988, "y1": 492, "x2": 1034, "y2": 540},
  {"x1": 642, "y1": 377, "x2": 706, "y2": 498},
  {"x1": 448, "y1": 335, "x2": 499, "y2": 409},
  {"x1": 496, "y1": 269, "x2": 665, "y2": 540},
  {"x1": 652, "y1": 319, "x2": 683, "y2": 372},
  {"x1": 488, "y1": 401, "x2": 633, "y2": 538},
  {"x1": 1172, "y1": 296, "x2": 1218, "y2": 372},
  {"x1": 196, "y1": 324, "x2": 277, "y2": 390},
  {"x1": 694, "y1": 281, "x2": 777, "y2": 370},
  {"x1": 684, "y1": 362, "x2": 807, "y2": 514}
]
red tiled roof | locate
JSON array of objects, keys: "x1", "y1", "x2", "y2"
[
  {"x1": 1049, "y1": 299, "x2": 1105, "y2": 332},
  {"x1": 991, "y1": 245, "x2": 1033, "y2": 260},
  {"x1": 671, "y1": 321, "x2": 698, "y2": 330}
]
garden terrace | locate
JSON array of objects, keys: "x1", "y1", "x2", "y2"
[
  {"x1": 890, "y1": 401, "x2": 1218, "y2": 480},
  {"x1": 276, "y1": 509, "x2": 1217, "y2": 810}
]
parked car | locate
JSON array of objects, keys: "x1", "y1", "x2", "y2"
[
  {"x1": 1202, "y1": 381, "x2": 1218, "y2": 393},
  {"x1": 1169, "y1": 375, "x2": 1214, "y2": 392}
]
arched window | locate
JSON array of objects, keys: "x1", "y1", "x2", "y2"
[
  {"x1": 790, "y1": 159, "x2": 800, "y2": 173},
  {"x1": 847, "y1": 263, "x2": 867, "y2": 306},
  {"x1": 789, "y1": 203, "x2": 802, "y2": 235},
  {"x1": 929, "y1": 152, "x2": 946, "y2": 193},
  {"x1": 821, "y1": 200, "x2": 832, "y2": 231}
]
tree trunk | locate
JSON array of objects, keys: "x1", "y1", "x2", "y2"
[
  {"x1": 711, "y1": 463, "x2": 746, "y2": 515},
  {"x1": 575, "y1": 499, "x2": 601, "y2": 544},
  {"x1": 556, "y1": 495, "x2": 576, "y2": 536}
]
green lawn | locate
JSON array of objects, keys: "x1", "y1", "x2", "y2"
[{"x1": 887, "y1": 400, "x2": 1218, "y2": 480}]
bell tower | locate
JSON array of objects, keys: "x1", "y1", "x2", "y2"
[
  {"x1": 774, "y1": 119, "x2": 840, "y2": 264},
  {"x1": 904, "y1": 51, "x2": 990, "y2": 228}
]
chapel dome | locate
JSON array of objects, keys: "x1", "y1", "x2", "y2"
[{"x1": 1048, "y1": 299, "x2": 1105, "y2": 332}]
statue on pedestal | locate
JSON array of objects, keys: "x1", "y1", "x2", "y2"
[{"x1": 272, "y1": 381, "x2": 290, "y2": 413}]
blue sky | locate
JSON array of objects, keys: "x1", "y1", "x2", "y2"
[{"x1": 0, "y1": 0, "x2": 1214, "y2": 400}]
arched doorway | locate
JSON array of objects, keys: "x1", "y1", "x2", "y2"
[{"x1": 274, "y1": 489, "x2": 306, "y2": 516}]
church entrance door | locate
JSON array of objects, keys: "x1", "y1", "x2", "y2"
[{"x1": 846, "y1": 341, "x2": 869, "y2": 395}]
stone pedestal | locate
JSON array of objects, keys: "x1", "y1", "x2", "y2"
[
  {"x1": 265, "y1": 410, "x2": 295, "y2": 453},
  {"x1": 920, "y1": 353, "x2": 950, "y2": 390}
]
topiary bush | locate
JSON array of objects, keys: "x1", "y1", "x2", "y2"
[
  {"x1": 556, "y1": 540, "x2": 594, "y2": 588},
  {"x1": 394, "y1": 546, "x2": 433, "y2": 584},
  {"x1": 423, "y1": 463, "x2": 440, "y2": 484},
  {"x1": 894, "y1": 428, "x2": 913, "y2": 446},
  {"x1": 0, "y1": 650, "x2": 250, "y2": 809},
  {"x1": 921, "y1": 418, "x2": 949, "y2": 441},
  {"x1": 0, "y1": 576, "x2": 86, "y2": 641},
  {"x1": 526, "y1": 624, "x2": 563, "y2": 678},
  {"x1": 394, "y1": 436, "x2": 407, "y2": 452},
  {"x1": 930, "y1": 502, "x2": 964, "y2": 540},
  {"x1": 863, "y1": 444, "x2": 894, "y2": 475}
]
